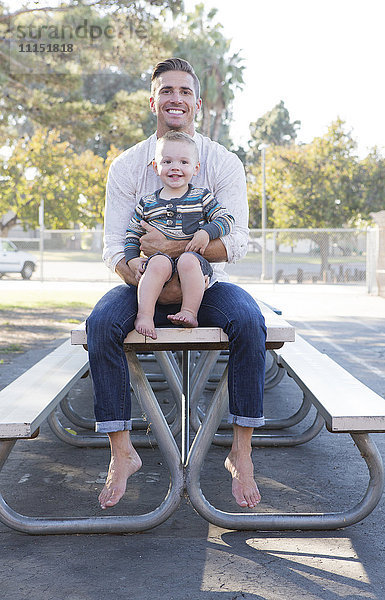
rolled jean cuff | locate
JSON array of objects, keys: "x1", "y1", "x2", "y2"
[
  {"x1": 228, "y1": 414, "x2": 265, "y2": 428},
  {"x1": 95, "y1": 419, "x2": 133, "y2": 433}
]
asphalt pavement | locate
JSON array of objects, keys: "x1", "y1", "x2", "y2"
[{"x1": 0, "y1": 280, "x2": 385, "y2": 600}]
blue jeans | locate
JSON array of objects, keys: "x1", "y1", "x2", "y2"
[{"x1": 86, "y1": 282, "x2": 266, "y2": 433}]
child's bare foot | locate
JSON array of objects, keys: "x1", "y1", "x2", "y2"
[
  {"x1": 167, "y1": 309, "x2": 198, "y2": 328},
  {"x1": 134, "y1": 315, "x2": 157, "y2": 339}
]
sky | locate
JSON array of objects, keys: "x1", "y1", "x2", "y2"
[
  {"x1": 5, "y1": 0, "x2": 385, "y2": 157},
  {"x1": 184, "y1": 0, "x2": 385, "y2": 156}
]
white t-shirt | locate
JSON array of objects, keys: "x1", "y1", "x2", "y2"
[{"x1": 103, "y1": 131, "x2": 249, "y2": 285}]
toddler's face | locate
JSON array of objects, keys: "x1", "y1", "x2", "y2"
[{"x1": 154, "y1": 140, "x2": 200, "y2": 190}]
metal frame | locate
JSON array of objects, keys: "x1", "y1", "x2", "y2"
[
  {"x1": 159, "y1": 349, "x2": 322, "y2": 446},
  {"x1": 50, "y1": 350, "x2": 183, "y2": 448},
  {"x1": 0, "y1": 347, "x2": 384, "y2": 534},
  {"x1": 185, "y1": 368, "x2": 385, "y2": 530},
  {"x1": 0, "y1": 352, "x2": 183, "y2": 534}
]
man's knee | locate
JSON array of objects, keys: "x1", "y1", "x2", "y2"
[
  {"x1": 231, "y1": 303, "x2": 266, "y2": 342},
  {"x1": 86, "y1": 286, "x2": 137, "y2": 344}
]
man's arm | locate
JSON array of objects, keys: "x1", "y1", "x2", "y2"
[
  {"x1": 103, "y1": 153, "x2": 140, "y2": 273},
  {"x1": 115, "y1": 257, "x2": 139, "y2": 285},
  {"x1": 205, "y1": 147, "x2": 249, "y2": 264},
  {"x1": 139, "y1": 221, "x2": 228, "y2": 262},
  {"x1": 201, "y1": 238, "x2": 227, "y2": 262}
]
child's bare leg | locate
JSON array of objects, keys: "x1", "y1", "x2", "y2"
[
  {"x1": 135, "y1": 255, "x2": 172, "y2": 339},
  {"x1": 167, "y1": 252, "x2": 205, "y2": 327}
]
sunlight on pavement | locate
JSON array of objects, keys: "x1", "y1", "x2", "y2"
[{"x1": 200, "y1": 527, "x2": 376, "y2": 598}]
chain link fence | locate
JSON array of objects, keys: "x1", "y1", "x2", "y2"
[
  {"x1": 1, "y1": 227, "x2": 375, "y2": 288},
  {"x1": 243, "y1": 228, "x2": 369, "y2": 284}
]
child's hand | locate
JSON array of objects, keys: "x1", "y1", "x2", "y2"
[
  {"x1": 185, "y1": 230, "x2": 210, "y2": 254},
  {"x1": 127, "y1": 257, "x2": 146, "y2": 282}
]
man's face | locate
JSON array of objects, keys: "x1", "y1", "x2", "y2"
[{"x1": 150, "y1": 70, "x2": 202, "y2": 136}]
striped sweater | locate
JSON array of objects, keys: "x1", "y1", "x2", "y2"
[{"x1": 124, "y1": 184, "x2": 235, "y2": 262}]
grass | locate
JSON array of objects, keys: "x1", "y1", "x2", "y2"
[
  {"x1": 0, "y1": 289, "x2": 103, "y2": 310},
  {"x1": 59, "y1": 318, "x2": 83, "y2": 324},
  {"x1": 27, "y1": 250, "x2": 101, "y2": 262},
  {"x1": 0, "y1": 344, "x2": 24, "y2": 353}
]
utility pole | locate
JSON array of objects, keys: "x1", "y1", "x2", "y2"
[
  {"x1": 260, "y1": 145, "x2": 267, "y2": 280},
  {"x1": 39, "y1": 200, "x2": 44, "y2": 282}
]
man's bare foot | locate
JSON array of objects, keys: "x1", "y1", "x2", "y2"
[
  {"x1": 99, "y1": 441, "x2": 142, "y2": 509},
  {"x1": 167, "y1": 309, "x2": 198, "y2": 328},
  {"x1": 224, "y1": 450, "x2": 261, "y2": 508},
  {"x1": 134, "y1": 315, "x2": 157, "y2": 339}
]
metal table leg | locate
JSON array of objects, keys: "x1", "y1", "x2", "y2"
[
  {"x1": 181, "y1": 350, "x2": 190, "y2": 466},
  {"x1": 0, "y1": 352, "x2": 183, "y2": 535},
  {"x1": 185, "y1": 377, "x2": 385, "y2": 530}
]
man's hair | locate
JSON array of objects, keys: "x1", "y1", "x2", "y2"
[
  {"x1": 151, "y1": 58, "x2": 201, "y2": 99},
  {"x1": 155, "y1": 130, "x2": 199, "y2": 163}
]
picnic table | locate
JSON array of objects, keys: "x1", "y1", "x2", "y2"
[{"x1": 1, "y1": 300, "x2": 384, "y2": 534}]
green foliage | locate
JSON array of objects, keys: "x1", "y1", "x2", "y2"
[
  {"x1": 1, "y1": 0, "x2": 177, "y2": 154},
  {"x1": 248, "y1": 100, "x2": 301, "y2": 164},
  {"x1": 248, "y1": 119, "x2": 360, "y2": 229},
  {"x1": 173, "y1": 3, "x2": 245, "y2": 143},
  {"x1": 0, "y1": 128, "x2": 121, "y2": 230},
  {"x1": 354, "y1": 148, "x2": 385, "y2": 223},
  {"x1": 0, "y1": 0, "x2": 180, "y2": 231}
]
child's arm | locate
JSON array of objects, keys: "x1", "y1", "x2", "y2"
[
  {"x1": 124, "y1": 202, "x2": 146, "y2": 264},
  {"x1": 200, "y1": 190, "x2": 235, "y2": 241},
  {"x1": 183, "y1": 190, "x2": 235, "y2": 255}
]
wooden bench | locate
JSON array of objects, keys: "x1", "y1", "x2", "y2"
[
  {"x1": 0, "y1": 305, "x2": 296, "y2": 535},
  {"x1": 271, "y1": 334, "x2": 385, "y2": 433},
  {"x1": 0, "y1": 339, "x2": 89, "y2": 439},
  {"x1": 63, "y1": 303, "x2": 295, "y2": 453},
  {"x1": 68, "y1": 316, "x2": 385, "y2": 532}
]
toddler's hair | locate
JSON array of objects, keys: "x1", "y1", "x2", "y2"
[{"x1": 155, "y1": 131, "x2": 199, "y2": 163}]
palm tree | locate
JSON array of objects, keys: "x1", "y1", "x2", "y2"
[{"x1": 175, "y1": 4, "x2": 244, "y2": 142}]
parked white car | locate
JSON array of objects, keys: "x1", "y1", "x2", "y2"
[{"x1": 0, "y1": 239, "x2": 37, "y2": 280}]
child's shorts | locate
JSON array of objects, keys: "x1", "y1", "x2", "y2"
[{"x1": 144, "y1": 251, "x2": 213, "y2": 283}]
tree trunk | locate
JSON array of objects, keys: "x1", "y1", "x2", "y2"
[
  {"x1": 0, "y1": 211, "x2": 17, "y2": 237},
  {"x1": 318, "y1": 234, "x2": 330, "y2": 279},
  {"x1": 201, "y1": 104, "x2": 211, "y2": 137},
  {"x1": 212, "y1": 110, "x2": 222, "y2": 142}
]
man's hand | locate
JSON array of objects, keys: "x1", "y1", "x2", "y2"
[
  {"x1": 115, "y1": 257, "x2": 139, "y2": 285},
  {"x1": 127, "y1": 257, "x2": 146, "y2": 283},
  {"x1": 185, "y1": 230, "x2": 210, "y2": 254},
  {"x1": 140, "y1": 221, "x2": 186, "y2": 258},
  {"x1": 140, "y1": 221, "x2": 168, "y2": 256}
]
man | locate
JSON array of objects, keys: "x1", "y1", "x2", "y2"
[{"x1": 87, "y1": 58, "x2": 266, "y2": 511}]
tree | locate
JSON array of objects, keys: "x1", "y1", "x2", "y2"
[
  {"x1": 0, "y1": 128, "x2": 120, "y2": 231},
  {"x1": 248, "y1": 100, "x2": 301, "y2": 164},
  {"x1": 353, "y1": 148, "x2": 385, "y2": 226},
  {"x1": 173, "y1": 3, "x2": 244, "y2": 143},
  {"x1": 0, "y1": 0, "x2": 180, "y2": 154},
  {"x1": 247, "y1": 119, "x2": 360, "y2": 275}
]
